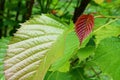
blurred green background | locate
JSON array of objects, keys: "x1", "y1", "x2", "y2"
[{"x1": 0, "y1": 0, "x2": 120, "y2": 38}]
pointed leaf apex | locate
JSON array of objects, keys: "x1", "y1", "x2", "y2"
[{"x1": 75, "y1": 14, "x2": 94, "y2": 44}]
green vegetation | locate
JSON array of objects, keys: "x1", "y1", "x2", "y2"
[{"x1": 0, "y1": 0, "x2": 120, "y2": 80}]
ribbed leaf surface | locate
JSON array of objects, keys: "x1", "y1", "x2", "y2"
[
  {"x1": 4, "y1": 15, "x2": 68, "y2": 80},
  {"x1": 75, "y1": 14, "x2": 94, "y2": 44}
]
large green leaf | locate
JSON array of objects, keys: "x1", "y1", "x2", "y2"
[
  {"x1": 50, "y1": 31, "x2": 92, "y2": 72},
  {"x1": 93, "y1": 37, "x2": 120, "y2": 80},
  {"x1": 50, "y1": 31, "x2": 80, "y2": 72},
  {"x1": 0, "y1": 37, "x2": 10, "y2": 80},
  {"x1": 4, "y1": 15, "x2": 69, "y2": 80},
  {"x1": 94, "y1": 25, "x2": 120, "y2": 44}
]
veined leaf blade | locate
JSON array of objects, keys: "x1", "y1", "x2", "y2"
[
  {"x1": 4, "y1": 14, "x2": 68, "y2": 80},
  {"x1": 75, "y1": 14, "x2": 94, "y2": 44}
]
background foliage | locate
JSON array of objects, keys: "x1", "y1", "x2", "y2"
[{"x1": 0, "y1": 0, "x2": 120, "y2": 80}]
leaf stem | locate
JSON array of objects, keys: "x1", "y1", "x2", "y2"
[
  {"x1": 93, "y1": 18, "x2": 118, "y2": 33},
  {"x1": 95, "y1": 15, "x2": 120, "y2": 19}
]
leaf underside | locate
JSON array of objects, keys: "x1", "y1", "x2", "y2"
[
  {"x1": 4, "y1": 15, "x2": 68, "y2": 80},
  {"x1": 75, "y1": 14, "x2": 94, "y2": 44}
]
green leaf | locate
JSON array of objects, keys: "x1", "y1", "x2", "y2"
[
  {"x1": 93, "y1": 37, "x2": 120, "y2": 80},
  {"x1": 57, "y1": 61, "x2": 70, "y2": 72},
  {"x1": 44, "y1": 71, "x2": 71, "y2": 80},
  {"x1": 4, "y1": 14, "x2": 69, "y2": 80},
  {"x1": 0, "y1": 37, "x2": 10, "y2": 79},
  {"x1": 94, "y1": 18, "x2": 108, "y2": 30},
  {"x1": 70, "y1": 67, "x2": 92, "y2": 80},
  {"x1": 94, "y1": 25, "x2": 120, "y2": 44},
  {"x1": 84, "y1": 62, "x2": 113, "y2": 80},
  {"x1": 77, "y1": 46, "x2": 95, "y2": 62},
  {"x1": 50, "y1": 31, "x2": 80, "y2": 72},
  {"x1": 50, "y1": 27, "x2": 92, "y2": 72}
]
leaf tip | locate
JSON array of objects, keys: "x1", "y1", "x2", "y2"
[{"x1": 75, "y1": 14, "x2": 94, "y2": 44}]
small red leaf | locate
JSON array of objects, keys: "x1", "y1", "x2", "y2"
[{"x1": 75, "y1": 14, "x2": 94, "y2": 44}]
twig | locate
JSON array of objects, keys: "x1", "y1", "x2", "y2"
[
  {"x1": 95, "y1": 15, "x2": 120, "y2": 19},
  {"x1": 93, "y1": 18, "x2": 118, "y2": 33},
  {"x1": 72, "y1": 0, "x2": 91, "y2": 23}
]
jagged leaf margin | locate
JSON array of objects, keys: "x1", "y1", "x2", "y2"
[
  {"x1": 4, "y1": 14, "x2": 68, "y2": 80},
  {"x1": 75, "y1": 14, "x2": 94, "y2": 44}
]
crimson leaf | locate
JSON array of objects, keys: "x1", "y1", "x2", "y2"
[{"x1": 75, "y1": 14, "x2": 94, "y2": 44}]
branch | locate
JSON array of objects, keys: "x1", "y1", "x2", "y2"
[
  {"x1": 0, "y1": 0, "x2": 5, "y2": 38},
  {"x1": 93, "y1": 18, "x2": 118, "y2": 33},
  {"x1": 15, "y1": 1, "x2": 21, "y2": 21},
  {"x1": 22, "y1": 0, "x2": 34, "y2": 21},
  {"x1": 95, "y1": 15, "x2": 120, "y2": 19},
  {"x1": 72, "y1": 0, "x2": 91, "y2": 23}
]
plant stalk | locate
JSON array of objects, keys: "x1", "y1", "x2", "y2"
[{"x1": 93, "y1": 18, "x2": 118, "y2": 33}]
